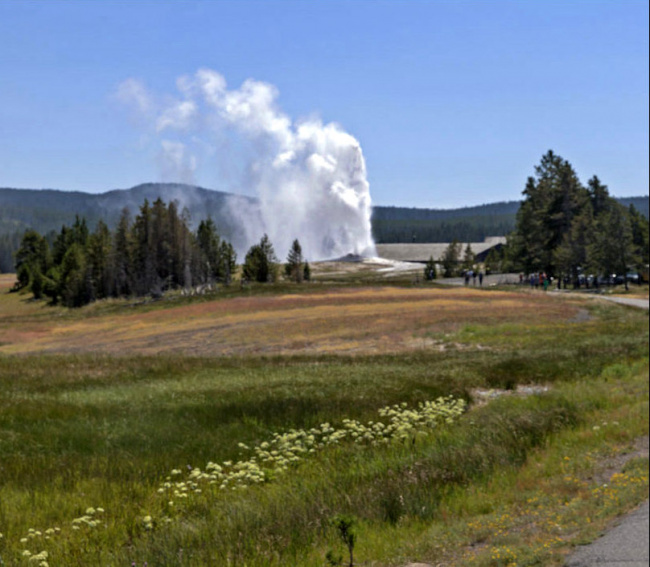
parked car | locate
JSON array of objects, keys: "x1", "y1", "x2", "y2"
[
  {"x1": 626, "y1": 272, "x2": 640, "y2": 284},
  {"x1": 595, "y1": 274, "x2": 624, "y2": 286}
]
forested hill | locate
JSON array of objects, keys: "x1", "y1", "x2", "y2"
[
  {"x1": 372, "y1": 201, "x2": 521, "y2": 243},
  {"x1": 371, "y1": 197, "x2": 648, "y2": 243},
  {"x1": 0, "y1": 183, "x2": 251, "y2": 236},
  {"x1": 0, "y1": 183, "x2": 648, "y2": 272},
  {"x1": 617, "y1": 196, "x2": 650, "y2": 215}
]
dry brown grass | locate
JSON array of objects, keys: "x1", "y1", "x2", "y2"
[{"x1": 1, "y1": 284, "x2": 580, "y2": 357}]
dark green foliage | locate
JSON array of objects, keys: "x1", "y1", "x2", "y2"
[
  {"x1": 372, "y1": 197, "x2": 647, "y2": 244},
  {"x1": 13, "y1": 197, "x2": 236, "y2": 306},
  {"x1": 441, "y1": 239, "x2": 462, "y2": 277},
  {"x1": 303, "y1": 260, "x2": 311, "y2": 282},
  {"x1": 219, "y1": 240, "x2": 237, "y2": 284},
  {"x1": 87, "y1": 220, "x2": 113, "y2": 300},
  {"x1": 424, "y1": 255, "x2": 437, "y2": 280},
  {"x1": 197, "y1": 217, "x2": 221, "y2": 282},
  {"x1": 554, "y1": 207, "x2": 594, "y2": 285},
  {"x1": 243, "y1": 234, "x2": 278, "y2": 283},
  {"x1": 112, "y1": 208, "x2": 133, "y2": 296},
  {"x1": 131, "y1": 198, "x2": 157, "y2": 295},
  {"x1": 329, "y1": 515, "x2": 356, "y2": 567},
  {"x1": 589, "y1": 203, "x2": 637, "y2": 290},
  {"x1": 285, "y1": 238, "x2": 304, "y2": 283},
  {"x1": 511, "y1": 150, "x2": 590, "y2": 275},
  {"x1": 462, "y1": 243, "x2": 475, "y2": 270},
  {"x1": 372, "y1": 202, "x2": 521, "y2": 243},
  {"x1": 196, "y1": 217, "x2": 237, "y2": 285},
  {"x1": 13, "y1": 229, "x2": 50, "y2": 291},
  {"x1": 588, "y1": 175, "x2": 611, "y2": 217},
  {"x1": 629, "y1": 205, "x2": 650, "y2": 267},
  {"x1": 59, "y1": 242, "x2": 90, "y2": 307},
  {"x1": 510, "y1": 151, "x2": 648, "y2": 283}
]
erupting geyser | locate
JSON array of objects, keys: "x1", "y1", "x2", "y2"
[{"x1": 117, "y1": 69, "x2": 376, "y2": 260}]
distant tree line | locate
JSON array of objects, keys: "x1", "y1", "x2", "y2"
[
  {"x1": 372, "y1": 217, "x2": 516, "y2": 244},
  {"x1": 13, "y1": 198, "x2": 236, "y2": 307},
  {"x1": 13, "y1": 197, "x2": 312, "y2": 307}
]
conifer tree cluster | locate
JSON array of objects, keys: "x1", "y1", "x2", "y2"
[
  {"x1": 240, "y1": 235, "x2": 310, "y2": 284},
  {"x1": 509, "y1": 151, "x2": 649, "y2": 288},
  {"x1": 13, "y1": 198, "x2": 236, "y2": 307}
]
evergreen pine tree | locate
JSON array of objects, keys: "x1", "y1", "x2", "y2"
[
  {"x1": 197, "y1": 218, "x2": 221, "y2": 283},
  {"x1": 554, "y1": 208, "x2": 594, "y2": 287},
  {"x1": 87, "y1": 220, "x2": 113, "y2": 299},
  {"x1": 441, "y1": 239, "x2": 461, "y2": 277},
  {"x1": 512, "y1": 151, "x2": 590, "y2": 275},
  {"x1": 628, "y1": 205, "x2": 649, "y2": 269},
  {"x1": 285, "y1": 239, "x2": 304, "y2": 282},
  {"x1": 112, "y1": 208, "x2": 133, "y2": 297},
  {"x1": 462, "y1": 243, "x2": 475, "y2": 271},
  {"x1": 424, "y1": 256, "x2": 437, "y2": 280},
  {"x1": 589, "y1": 203, "x2": 636, "y2": 290},
  {"x1": 243, "y1": 234, "x2": 278, "y2": 283},
  {"x1": 219, "y1": 241, "x2": 237, "y2": 285},
  {"x1": 14, "y1": 230, "x2": 50, "y2": 291}
]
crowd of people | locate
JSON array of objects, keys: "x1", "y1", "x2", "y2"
[{"x1": 520, "y1": 272, "x2": 551, "y2": 291}]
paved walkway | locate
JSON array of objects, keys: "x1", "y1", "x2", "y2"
[
  {"x1": 437, "y1": 273, "x2": 520, "y2": 287},
  {"x1": 599, "y1": 296, "x2": 650, "y2": 310},
  {"x1": 439, "y1": 275, "x2": 650, "y2": 309},
  {"x1": 565, "y1": 501, "x2": 649, "y2": 566}
]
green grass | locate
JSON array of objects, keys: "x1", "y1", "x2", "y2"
[{"x1": 0, "y1": 292, "x2": 647, "y2": 566}]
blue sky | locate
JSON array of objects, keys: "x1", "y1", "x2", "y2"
[{"x1": 0, "y1": 0, "x2": 648, "y2": 208}]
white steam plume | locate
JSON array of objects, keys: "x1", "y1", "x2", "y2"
[{"x1": 117, "y1": 69, "x2": 376, "y2": 260}]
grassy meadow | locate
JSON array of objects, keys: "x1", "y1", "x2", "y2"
[{"x1": 0, "y1": 270, "x2": 648, "y2": 566}]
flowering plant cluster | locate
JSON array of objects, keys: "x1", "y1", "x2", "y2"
[
  {"x1": 154, "y1": 396, "x2": 466, "y2": 513},
  {"x1": 71, "y1": 507, "x2": 104, "y2": 530},
  {"x1": 13, "y1": 508, "x2": 103, "y2": 565},
  {"x1": 4, "y1": 398, "x2": 465, "y2": 564}
]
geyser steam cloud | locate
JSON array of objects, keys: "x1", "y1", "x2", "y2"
[{"x1": 117, "y1": 69, "x2": 376, "y2": 261}]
